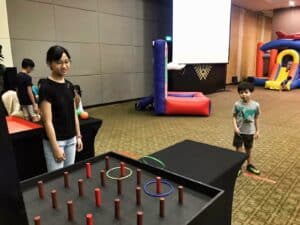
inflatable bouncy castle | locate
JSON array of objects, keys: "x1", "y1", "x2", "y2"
[
  {"x1": 254, "y1": 32, "x2": 300, "y2": 90},
  {"x1": 152, "y1": 40, "x2": 211, "y2": 115}
]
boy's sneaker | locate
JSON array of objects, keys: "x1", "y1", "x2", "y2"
[{"x1": 246, "y1": 164, "x2": 260, "y2": 175}]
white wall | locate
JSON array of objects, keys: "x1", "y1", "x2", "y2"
[
  {"x1": 6, "y1": 0, "x2": 170, "y2": 106},
  {"x1": 0, "y1": 0, "x2": 13, "y2": 67}
]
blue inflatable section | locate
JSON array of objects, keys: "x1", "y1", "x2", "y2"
[
  {"x1": 153, "y1": 40, "x2": 166, "y2": 114},
  {"x1": 291, "y1": 68, "x2": 300, "y2": 89},
  {"x1": 254, "y1": 77, "x2": 268, "y2": 86},
  {"x1": 291, "y1": 79, "x2": 300, "y2": 89},
  {"x1": 261, "y1": 39, "x2": 300, "y2": 51}
]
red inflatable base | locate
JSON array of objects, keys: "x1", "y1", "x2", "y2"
[{"x1": 165, "y1": 92, "x2": 211, "y2": 116}]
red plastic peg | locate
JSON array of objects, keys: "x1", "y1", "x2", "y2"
[
  {"x1": 67, "y1": 201, "x2": 74, "y2": 221},
  {"x1": 100, "y1": 170, "x2": 105, "y2": 186},
  {"x1": 86, "y1": 163, "x2": 92, "y2": 178},
  {"x1": 78, "y1": 179, "x2": 84, "y2": 196},
  {"x1": 178, "y1": 185, "x2": 184, "y2": 204},
  {"x1": 51, "y1": 190, "x2": 58, "y2": 209},
  {"x1": 136, "y1": 168, "x2": 141, "y2": 186},
  {"x1": 137, "y1": 211, "x2": 143, "y2": 225},
  {"x1": 136, "y1": 186, "x2": 141, "y2": 205},
  {"x1": 156, "y1": 177, "x2": 161, "y2": 194},
  {"x1": 120, "y1": 162, "x2": 125, "y2": 177},
  {"x1": 86, "y1": 213, "x2": 93, "y2": 225},
  {"x1": 114, "y1": 198, "x2": 120, "y2": 219},
  {"x1": 37, "y1": 181, "x2": 45, "y2": 199},
  {"x1": 117, "y1": 179, "x2": 122, "y2": 195},
  {"x1": 95, "y1": 188, "x2": 101, "y2": 207},
  {"x1": 105, "y1": 156, "x2": 110, "y2": 170},
  {"x1": 160, "y1": 197, "x2": 165, "y2": 217},
  {"x1": 34, "y1": 216, "x2": 41, "y2": 225},
  {"x1": 63, "y1": 171, "x2": 69, "y2": 188}
]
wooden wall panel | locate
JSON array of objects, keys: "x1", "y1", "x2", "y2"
[
  {"x1": 241, "y1": 11, "x2": 257, "y2": 78},
  {"x1": 264, "y1": 17, "x2": 272, "y2": 42},
  {"x1": 226, "y1": 5, "x2": 272, "y2": 83},
  {"x1": 227, "y1": 5, "x2": 240, "y2": 84}
]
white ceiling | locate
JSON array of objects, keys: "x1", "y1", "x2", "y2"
[{"x1": 232, "y1": 0, "x2": 300, "y2": 15}]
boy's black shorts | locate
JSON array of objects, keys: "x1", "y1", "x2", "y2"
[{"x1": 233, "y1": 133, "x2": 254, "y2": 149}]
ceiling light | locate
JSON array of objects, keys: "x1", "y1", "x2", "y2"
[{"x1": 289, "y1": 0, "x2": 295, "y2": 7}]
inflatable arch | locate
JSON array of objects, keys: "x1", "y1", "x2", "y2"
[
  {"x1": 265, "y1": 49, "x2": 300, "y2": 90},
  {"x1": 254, "y1": 33, "x2": 300, "y2": 90}
]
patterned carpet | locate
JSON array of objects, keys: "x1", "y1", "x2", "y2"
[{"x1": 87, "y1": 85, "x2": 300, "y2": 225}]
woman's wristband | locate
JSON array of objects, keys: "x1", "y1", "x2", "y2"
[{"x1": 76, "y1": 135, "x2": 82, "y2": 139}]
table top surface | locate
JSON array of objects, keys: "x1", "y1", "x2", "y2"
[
  {"x1": 150, "y1": 140, "x2": 247, "y2": 184},
  {"x1": 79, "y1": 116, "x2": 102, "y2": 127},
  {"x1": 6, "y1": 116, "x2": 102, "y2": 135},
  {"x1": 6, "y1": 116, "x2": 42, "y2": 134}
]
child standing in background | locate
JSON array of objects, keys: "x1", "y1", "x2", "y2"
[
  {"x1": 232, "y1": 81, "x2": 261, "y2": 175},
  {"x1": 74, "y1": 84, "x2": 85, "y2": 115},
  {"x1": 16, "y1": 58, "x2": 40, "y2": 122}
]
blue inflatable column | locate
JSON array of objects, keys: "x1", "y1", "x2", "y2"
[{"x1": 153, "y1": 39, "x2": 167, "y2": 114}]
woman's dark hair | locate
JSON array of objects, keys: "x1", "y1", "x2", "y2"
[
  {"x1": 237, "y1": 81, "x2": 254, "y2": 93},
  {"x1": 46, "y1": 45, "x2": 71, "y2": 65},
  {"x1": 74, "y1": 85, "x2": 82, "y2": 97},
  {"x1": 22, "y1": 58, "x2": 35, "y2": 68}
]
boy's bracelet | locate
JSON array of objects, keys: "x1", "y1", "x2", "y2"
[{"x1": 76, "y1": 135, "x2": 82, "y2": 139}]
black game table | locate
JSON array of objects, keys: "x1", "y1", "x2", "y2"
[
  {"x1": 75, "y1": 117, "x2": 102, "y2": 161},
  {"x1": 150, "y1": 140, "x2": 248, "y2": 225},
  {"x1": 0, "y1": 104, "x2": 229, "y2": 225},
  {"x1": 6, "y1": 116, "x2": 45, "y2": 182},
  {"x1": 20, "y1": 152, "x2": 224, "y2": 225},
  {"x1": 8, "y1": 116, "x2": 102, "y2": 180}
]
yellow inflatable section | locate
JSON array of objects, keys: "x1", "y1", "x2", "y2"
[
  {"x1": 265, "y1": 49, "x2": 299, "y2": 90},
  {"x1": 265, "y1": 67, "x2": 290, "y2": 90}
]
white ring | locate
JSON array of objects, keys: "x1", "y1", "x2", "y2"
[{"x1": 106, "y1": 166, "x2": 133, "y2": 180}]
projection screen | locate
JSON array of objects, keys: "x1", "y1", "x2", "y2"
[{"x1": 172, "y1": 0, "x2": 231, "y2": 64}]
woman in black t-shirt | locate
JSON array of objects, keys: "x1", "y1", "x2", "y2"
[{"x1": 39, "y1": 46, "x2": 83, "y2": 172}]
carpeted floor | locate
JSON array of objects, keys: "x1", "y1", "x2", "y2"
[{"x1": 87, "y1": 85, "x2": 300, "y2": 225}]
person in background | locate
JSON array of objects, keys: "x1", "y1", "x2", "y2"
[
  {"x1": 1, "y1": 90, "x2": 24, "y2": 118},
  {"x1": 280, "y1": 76, "x2": 292, "y2": 91},
  {"x1": 285, "y1": 60, "x2": 293, "y2": 72},
  {"x1": 39, "y1": 45, "x2": 83, "y2": 172},
  {"x1": 32, "y1": 84, "x2": 39, "y2": 101},
  {"x1": 32, "y1": 78, "x2": 47, "y2": 102},
  {"x1": 16, "y1": 58, "x2": 40, "y2": 122},
  {"x1": 74, "y1": 84, "x2": 84, "y2": 115}
]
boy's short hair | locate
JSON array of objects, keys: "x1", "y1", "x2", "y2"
[
  {"x1": 22, "y1": 58, "x2": 35, "y2": 69},
  {"x1": 237, "y1": 81, "x2": 254, "y2": 93}
]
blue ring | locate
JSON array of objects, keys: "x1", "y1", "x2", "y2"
[{"x1": 143, "y1": 179, "x2": 174, "y2": 197}]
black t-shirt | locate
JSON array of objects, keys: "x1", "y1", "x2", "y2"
[
  {"x1": 16, "y1": 72, "x2": 32, "y2": 105},
  {"x1": 39, "y1": 78, "x2": 76, "y2": 140}
]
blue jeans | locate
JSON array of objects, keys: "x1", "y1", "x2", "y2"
[{"x1": 43, "y1": 137, "x2": 76, "y2": 172}]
